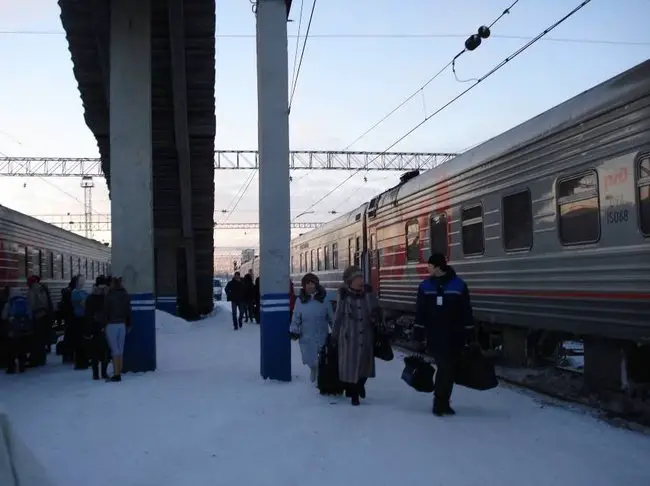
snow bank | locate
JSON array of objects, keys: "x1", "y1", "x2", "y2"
[
  {"x1": 0, "y1": 409, "x2": 58, "y2": 486},
  {"x1": 154, "y1": 310, "x2": 192, "y2": 334}
]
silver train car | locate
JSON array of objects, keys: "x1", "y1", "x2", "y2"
[
  {"x1": 0, "y1": 204, "x2": 112, "y2": 304},
  {"x1": 283, "y1": 59, "x2": 650, "y2": 388}
]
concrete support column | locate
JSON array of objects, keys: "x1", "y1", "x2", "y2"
[
  {"x1": 256, "y1": 0, "x2": 291, "y2": 381},
  {"x1": 110, "y1": 0, "x2": 156, "y2": 372},
  {"x1": 155, "y1": 245, "x2": 178, "y2": 315}
]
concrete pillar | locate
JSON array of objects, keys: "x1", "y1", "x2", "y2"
[
  {"x1": 110, "y1": 0, "x2": 156, "y2": 372},
  {"x1": 256, "y1": 0, "x2": 291, "y2": 381},
  {"x1": 155, "y1": 245, "x2": 178, "y2": 315}
]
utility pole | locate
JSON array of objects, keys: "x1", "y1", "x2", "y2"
[{"x1": 80, "y1": 176, "x2": 95, "y2": 238}]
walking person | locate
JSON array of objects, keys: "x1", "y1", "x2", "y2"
[
  {"x1": 103, "y1": 277, "x2": 132, "y2": 382},
  {"x1": 70, "y1": 275, "x2": 89, "y2": 370},
  {"x1": 331, "y1": 265, "x2": 381, "y2": 406},
  {"x1": 225, "y1": 272, "x2": 245, "y2": 329},
  {"x1": 242, "y1": 271, "x2": 255, "y2": 323},
  {"x1": 26, "y1": 275, "x2": 53, "y2": 367},
  {"x1": 289, "y1": 273, "x2": 333, "y2": 384},
  {"x1": 416, "y1": 253, "x2": 474, "y2": 416}
]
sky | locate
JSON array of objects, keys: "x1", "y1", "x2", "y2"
[{"x1": 0, "y1": 0, "x2": 649, "y2": 257}]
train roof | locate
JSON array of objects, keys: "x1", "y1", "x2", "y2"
[
  {"x1": 0, "y1": 203, "x2": 111, "y2": 252},
  {"x1": 291, "y1": 202, "x2": 369, "y2": 246},
  {"x1": 376, "y1": 59, "x2": 650, "y2": 208}
]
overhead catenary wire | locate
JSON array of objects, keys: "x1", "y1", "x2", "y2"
[
  {"x1": 289, "y1": 0, "x2": 306, "y2": 100},
  {"x1": 219, "y1": 169, "x2": 256, "y2": 224},
  {"x1": 1, "y1": 30, "x2": 648, "y2": 47},
  {"x1": 342, "y1": 0, "x2": 521, "y2": 152},
  {"x1": 288, "y1": 0, "x2": 317, "y2": 114},
  {"x1": 221, "y1": 170, "x2": 257, "y2": 225},
  {"x1": 302, "y1": 0, "x2": 594, "y2": 216}
]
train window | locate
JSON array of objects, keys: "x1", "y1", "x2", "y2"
[
  {"x1": 17, "y1": 245, "x2": 27, "y2": 279},
  {"x1": 299, "y1": 253, "x2": 303, "y2": 273},
  {"x1": 355, "y1": 237, "x2": 361, "y2": 266},
  {"x1": 405, "y1": 220, "x2": 420, "y2": 262},
  {"x1": 324, "y1": 245, "x2": 330, "y2": 270},
  {"x1": 48, "y1": 251, "x2": 54, "y2": 279},
  {"x1": 290, "y1": 256, "x2": 295, "y2": 274},
  {"x1": 502, "y1": 190, "x2": 533, "y2": 251},
  {"x1": 637, "y1": 154, "x2": 650, "y2": 235},
  {"x1": 317, "y1": 248, "x2": 322, "y2": 271},
  {"x1": 310, "y1": 249, "x2": 314, "y2": 272},
  {"x1": 429, "y1": 213, "x2": 448, "y2": 257},
  {"x1": 557, "y1": 171, "x2": 600, "y2": 245},
  {"x1": 332, "y1": 243, "x2": 338, "y2": 270},
  {"x1": 348, "y1": 239, "x2": 353, "y2": 267},
  {"x1": 370, "y1": 234, "x2": 376, "y2": 251},
  {"x1": 461, "y1": 205, "x2": 485, "y2": 255}
]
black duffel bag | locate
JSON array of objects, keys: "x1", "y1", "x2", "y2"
[
  {"x1": 401, "y1": 355, "x2": 435, "y2": 393},
  {"x1": 374, "y1": 332, "x2": 394, "y2": 362},
  {"x1": 455, "y1": 344, "x2": 498, "y2": 391}
]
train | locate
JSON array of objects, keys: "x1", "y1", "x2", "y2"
[
  {"x1": 0, "y1": 204, "x2": 112, "y2": 304},
  {"x1": 257, "y1": 60, "x2": 650, "y2": 389}
]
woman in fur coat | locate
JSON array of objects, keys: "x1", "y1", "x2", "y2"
[{"x1": 332, "y1": 265, "x2": 381, "y2": 406}]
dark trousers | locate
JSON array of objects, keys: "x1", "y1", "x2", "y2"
[
  {"x1": 6, "y1": 334, "x2": 30, "y2": 373},
  {"x1": 90, "y1": 332, "x2": 110, "y2": 378},
  {"x1": 246, "y1": 300, "x2": 255, "y2": 321},
  {"x1": 30, "y1": 314, "x2": 50, "y2": 367},
  {"x1": 433, "y1": 353, "x2": 459, "y2": 405},
  {"x1": 70, "y1": 316, "x2": 88, "y2": 369},
  {"x1": 230, "y1": 302, "x2": 244, "y2": 328}
]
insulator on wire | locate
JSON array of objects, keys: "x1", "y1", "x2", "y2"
[
  {"x1": 465, "y1": 34, "x2": 482, "y2": 51},
  {"x1": 478, "y1": 25, "x2": 491, "y2": 39}
]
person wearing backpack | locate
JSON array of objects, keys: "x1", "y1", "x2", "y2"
[
  {"x1": 27, "y1": 275, "x2": 53, "y2": 367},
  {"x1": 85, "y1": 276, "x2": 111, "y2": 380},
  {"x1": 1, "y1": 288, "x2": 31, "y2": 374}
]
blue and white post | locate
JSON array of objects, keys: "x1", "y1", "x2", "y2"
[
  {"x1": 109, "y1": 0, "x2": 156, "y2": 372},
  {"x1": 256, "y1": 0, "x2": 292, "y2": 381}
]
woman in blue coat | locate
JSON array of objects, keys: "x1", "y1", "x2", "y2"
[{"x1": 289, "y1": 273, "x2": 333, "y2": 383}]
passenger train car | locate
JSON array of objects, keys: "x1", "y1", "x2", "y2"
[
  {"x1": 282, "y1": 60, "x2": 650, "y2": 385},
  {"x1": 0, "y1": 204, "x2": 112, "y2": 304}
]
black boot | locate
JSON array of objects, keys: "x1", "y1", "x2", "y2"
[
  {"x1": 92, "y1": 365, "x2": 100, "y2": 380},
  {"x1": 433, "y1": 398, "x2": 455, "y2": 416},
  {"x1": 101, "y1": 362, "x2": 109, "y2": 380},
  {"x1": 358, "y1": 379, "x2": 367, "y2": 399}
]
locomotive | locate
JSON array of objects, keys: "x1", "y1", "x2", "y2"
[{"x1": 285, "y1": 60, "x2": 650, "y2": 391}]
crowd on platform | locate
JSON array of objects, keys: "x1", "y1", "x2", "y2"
[{"x1": 0, "y1": 274, "x2": 132, "y2": 382}]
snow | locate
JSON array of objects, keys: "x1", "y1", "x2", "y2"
[{"x1": 1, "y1": 302, "x2": 650, "y2": 486}]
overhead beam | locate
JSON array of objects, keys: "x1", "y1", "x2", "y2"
[
  {"x1": 32, "y1": 213, "x2": 323, "y2": 232},
  {"x1": 0, "y1": 150, "x2": 457, "y2": 176},
  {"x1": 168, "y1": 0, "x2": 197, "y2": 311}
]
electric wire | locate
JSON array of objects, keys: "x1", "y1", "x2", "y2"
[
  {"x1": 289, "y1": 0, "x2": 306, "y2": 100},
  {"x1": 342, "y1": 0, "x2": 521, "y2": 152},
  {"x1": 219, "y1": 169, "x2": 256, "y2": 224},
  {"x1": 303, "y1": 0, "x2": 594, "y2": 216},
  {"x1": 1, "y1": 30, "x2": 648, "y2": 47},
  {"x1": 221, "y1": 171, "x2": 257, "y2": 225},
  {"x1": 288, "y1": 0, "x2": 317, "y2": 113}
]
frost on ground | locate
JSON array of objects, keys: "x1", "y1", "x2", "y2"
[{"x1": 1, "y1": 302, "x2": 649, "y2": 486}]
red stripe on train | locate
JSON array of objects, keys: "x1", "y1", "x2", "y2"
[{"x1": 471, "y1": 289, "x2": 650, "y2": 300}]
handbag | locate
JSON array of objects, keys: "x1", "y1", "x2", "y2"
[
  {"x1": 317, "y1": 335, "x2": 344, "y2": 396},
  {"x1": 401, "y1": 355, "x2": 435, "y2": 393},
  {"x1": 373, "y1": 332, "x2": 394, "y2": 361},
  {"x1": 455, "y1": 344, "x2": 498, "y2": 391}
]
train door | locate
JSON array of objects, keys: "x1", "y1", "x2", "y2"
[{"x1": 369, "y1": 232, "x2": 379, "y2": 295}]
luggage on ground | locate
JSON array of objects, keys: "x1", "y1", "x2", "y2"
[
  {"x1": 317, "y1": 335, "x2": 344, "y2": 396},
  {"x1": 455, "y1": 343, "x2": 498, "y2": 391},
  {"x1": 401, "y1": 354, "x2": 435, "y2": 393}
]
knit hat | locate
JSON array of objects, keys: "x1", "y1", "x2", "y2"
[
  {"x1": 301, "y1": 272, "x2": 319, "y2": 287},
  {"x1": 342, "y1": 265, "x2": 363, "y2": 284},
  {"x1": 427, "y1": 252, "x2": 447, "y2": 269}
]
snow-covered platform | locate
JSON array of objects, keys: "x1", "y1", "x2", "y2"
[{"x1": 1, "y1": 302, "x2": 650, "y2": 486}]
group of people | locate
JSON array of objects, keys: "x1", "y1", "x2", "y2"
[
  {"x1": 288, "y1": 252, "x2": 474, "y2": 415},
  {"x1": 0, "y1": 274, "x2": 132, "y2": 383},
  {"x1": 0, "y1": 276, "x2": 53, "y2": 374}
]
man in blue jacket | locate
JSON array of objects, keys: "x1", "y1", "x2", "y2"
[{"x1": 416, "y1": 253, "x2": 474, "y2": 416}]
